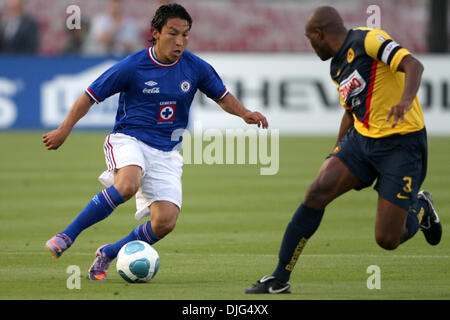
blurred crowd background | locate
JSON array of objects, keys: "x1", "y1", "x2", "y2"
[{"x1": 0, "y1": 0, "x2": 448, "y2": 56}]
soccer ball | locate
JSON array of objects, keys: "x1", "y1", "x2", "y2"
[{"x1": 116, "y1": 240, "x2": 159, "y2": 283}]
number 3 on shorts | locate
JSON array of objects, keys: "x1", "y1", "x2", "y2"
[{"x1": 402, "y1": 176, "x2": 412, "y2": 193}]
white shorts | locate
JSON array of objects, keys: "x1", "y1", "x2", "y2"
[{"x1": 98, "y1": 133, "x2": 183, "y2": 220}]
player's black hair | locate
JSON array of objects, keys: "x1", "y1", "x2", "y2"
[{"x1": 150, "y1": 3, "x2": 193, "y2": 44}]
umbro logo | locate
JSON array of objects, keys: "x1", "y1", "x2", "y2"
[
  {"x1": 143, "y1": 80, "x2": 160, "y2": 94},
  {"x1": 145, "y1": 80, "x2": 158, "y2": 86}
]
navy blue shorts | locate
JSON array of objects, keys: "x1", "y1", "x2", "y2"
[{"x1": 330, "y1": 127, "x2": 428, "y2": 210}]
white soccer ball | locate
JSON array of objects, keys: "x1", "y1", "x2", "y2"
[{"x1": 116, "y1": 240, "x2": 159, "y2": 283}]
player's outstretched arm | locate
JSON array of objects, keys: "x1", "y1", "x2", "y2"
[
  {"x1": 215, "y1": 93, "x2": 269, "y2": 129},
  {"x1": 386, "y1": 55, "x2": 424, "y2": 128},
  {"x1": 42, "y1": 92, "x2": 95, "y2": 150}
]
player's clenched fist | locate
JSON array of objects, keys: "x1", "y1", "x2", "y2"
[{"x1": 42, "y1": 128, "x2": 69, "y2": 150}]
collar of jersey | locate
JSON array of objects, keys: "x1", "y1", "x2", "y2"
[
  {"x1": 332, "y1": 29, "x2": 352, "y2": 64},
  {"x1": 148, "y1": 46, "x2": 180, "y2": 68}
]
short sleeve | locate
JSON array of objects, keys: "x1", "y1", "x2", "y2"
[
  {"x1": 197, "y1": 59, "x2": 229, "y2": 101},
  {"x1": 364, "y1": 29, "x2": 411, "y2": 72},
  {"x1": 85, "y1": 58, "x2": 132, "y2": 103}
]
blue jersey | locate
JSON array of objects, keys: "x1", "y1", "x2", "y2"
[{"x1": 85, "y1": 47, "x2": 228, "y2": 151}]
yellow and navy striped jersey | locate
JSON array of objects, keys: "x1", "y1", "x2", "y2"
[{"x1": 330, "y1": 28, "x2": 424, "y2": 138}]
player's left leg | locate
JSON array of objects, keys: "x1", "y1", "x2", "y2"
[
  {"x1": 375, "y1": 197, "x2": 410, "y2": 250},
  {"x1": 417, "y1": 190, "x2": 441, "y2": 245},
  {"x1": 101, "y1": 201, "x2": 179, "y2": 259},
  {"x1": 372, "y1": 128, "x2": 441, "y2": 249},
  {"x1": 88, "y1": 201, "x2": 179, "y2": 280},
  {"x1": 375, "y1": 193, "x2": 441, "y2": 250}
]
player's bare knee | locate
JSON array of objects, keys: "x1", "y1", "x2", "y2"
[
  {"x1": 114, "y1": 182, "x2": 139, "y2": 201},
  {"x1": 152, "y1": 219, "x2": 176, "y2": 238},
  {"x1": 149, "y1": 201, "x2": 179, "y2": 237},
  {"x1": 375, "y1": 234, "x2": 400, "y2": 250}
]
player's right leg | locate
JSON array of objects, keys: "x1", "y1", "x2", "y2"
[
  {"x1": 246, "y1": 128, "x2": 374, "y2": 294},
  {"x1": 45, "y1": 133, "x2": 144, "y2": 259},
  {"x1": 45, "y1": 166, "x2": 141, "y2": 259},
  {"x1": 245, "y1": 155, "x2": 363, "y2": 294},
  {"x1": 44, "y1": 184, "x2": 126, "y2": 259}
]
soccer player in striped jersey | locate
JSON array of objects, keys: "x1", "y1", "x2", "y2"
[
  {"x1": 246, "y1": 6, "x2": 441, "y2": 294},
  {"x1": 43, "y1": 3, "x2": 268, "y2": 280}
]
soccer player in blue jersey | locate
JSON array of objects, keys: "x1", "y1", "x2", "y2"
[
  {"x1": 43, "y1": 3, "x2": 268, "y2": 280},
  {"x1": 245, "y1": 6, "x2": 441, "y2": 294}
]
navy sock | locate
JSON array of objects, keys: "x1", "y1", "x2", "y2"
[
  {"x1": 405, "y1": 213, "x2": 419, "y2": 239},
  {"x1": 273, "y1": 204, "x2": 324, "y2": 282},
  {"x1": 406, "y1": 198, "x2": 430, "y2": 239},
  {"x1": 102, "y1": 221, "x2": 161, "y2": 259},
  {"x1": 62, "y1": 186, "x2": 124, "y2": 241}
]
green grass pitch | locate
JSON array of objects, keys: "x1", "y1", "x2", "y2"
[{"x1": 0, "y1": 132, "x2": 449, "y2": 300}]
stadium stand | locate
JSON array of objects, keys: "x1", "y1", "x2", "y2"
[{"x1": 0, "y1": 0, "x2": 432, "y2": 55}]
